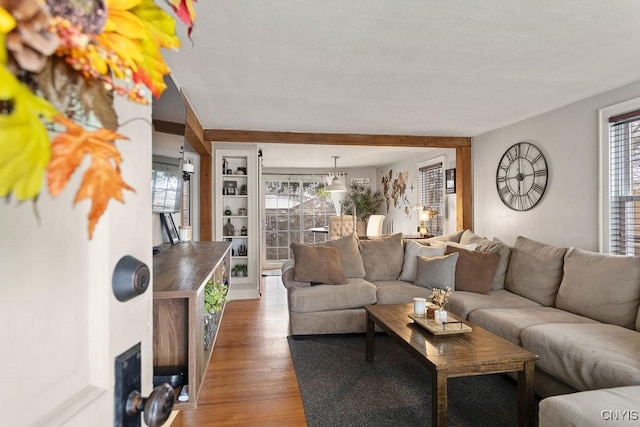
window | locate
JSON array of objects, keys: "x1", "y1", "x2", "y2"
[
  {"x1": 419, "y1": 161, "x2": 444, "y2": 236},
  {"x1": 607, "y1": 109, "x2": 640, "y2": 255},
  {"x1": 263, "y1": 176, "x2": 338, "y2": 263}
]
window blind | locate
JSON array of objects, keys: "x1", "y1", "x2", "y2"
[
  {"x1": 181, "y1": 177, "x2": 190, "y2": 227},
  {"x1": 609, "y1": 110, "x2": 640, "y2": 255},
  {"x1": 419, "y1": 162, "x2": 444, "y2": 236}
]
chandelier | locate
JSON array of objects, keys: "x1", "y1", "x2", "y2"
[{"x1": 326, "y1": 156, "x2": 347, "y2": 192}]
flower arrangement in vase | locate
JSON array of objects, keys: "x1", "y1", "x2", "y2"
[{"x1": 430, "y1": 287, "x2": 453, "y2": 324}]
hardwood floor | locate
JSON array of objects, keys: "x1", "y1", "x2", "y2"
[{"x1": 171, "y1": 276, "x2": 307, "y2": 426}]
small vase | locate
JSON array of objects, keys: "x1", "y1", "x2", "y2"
[
  {"x1": 223, "y1": 219, "x2": 235, "y2": 236},
  {"x1": 435, "y1": 309, "x2": 448, "y2": 324}
]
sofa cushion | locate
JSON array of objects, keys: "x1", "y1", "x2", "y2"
[
  {"x1": 459, "y1": 230, "x2": 512, "y2": 290},
  {"x1": 415, "y1": 252, "x2": 459, "y2": 290},
  {"x1": 358, "y1": 233, "x2": 404, "y2": 281},
  {"x1": 469, "y1": 307, "x2": 597, "y2": 346},
  {"x1": 556, "y1": 247, "x2": 640, "y2": 329},
  {"x1": 290, "y1": 243, "x2": 347, "y2": 285},
  {"x1": 447, "y1": 289, "x2": 542, "y2": 319},
  {"x1": 373, "y1": 280, "x2": 433, "y2": 304},
  {"x1": 288, "y1": 278, "x2": 377, "y2": 312},
  {"x1": 521, "y1": 323, "x2": 640, "y2": 391},
  {"x1": 539, "y1": 385, "x2": 640, "y2": 427},
  {"x1": 445, "y1": 246, "x2": 499, "y2": 294},
  {"x1": 398, "y1": 240, "x2": 445, "y2": 282},
  {"x1": 505, "y1": 236, "x2": 567, "y2": 307},
  {"x1": 313, "y1": 233, "x2": 366, "y2": 278}
]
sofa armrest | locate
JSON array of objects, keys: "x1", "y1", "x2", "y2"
[{"x1": 281, "y1": 259, "x2": 312, "y2": 289}]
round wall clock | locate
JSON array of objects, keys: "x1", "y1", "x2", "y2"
[{"x1": 495, "y1": 142, "x2": 548, "y2": 211}]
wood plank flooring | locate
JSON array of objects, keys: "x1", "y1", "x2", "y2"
[{"x1": 171, "y1": 276, "x2": 307, "y2": 426}]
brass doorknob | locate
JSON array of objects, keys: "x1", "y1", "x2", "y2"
[{"x1": 126, "y1": 383, "x2": 175, "y2": 427}]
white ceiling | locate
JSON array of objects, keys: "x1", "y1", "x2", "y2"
[{"x1": 153, "y1": 0, "x2": 640, "y2": 167}]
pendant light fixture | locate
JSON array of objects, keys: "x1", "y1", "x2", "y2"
[{"x1": 326, "y1": 156, "x2": 347, "y2": 192}]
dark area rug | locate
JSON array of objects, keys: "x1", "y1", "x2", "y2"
[{"x1": 288, "y1": 334, "x2": 533, "y2": 427}]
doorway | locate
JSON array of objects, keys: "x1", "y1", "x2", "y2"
[{"x1": 262, "y1": 175, "x2": 338, "y2": 270}]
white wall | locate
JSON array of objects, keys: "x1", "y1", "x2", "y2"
[
  {"x1": 376, "y1": 148, "x2": 457, "y2": 236},
  {"x1": 473, "y1": 80, "x2": 640, "y2": 250}
]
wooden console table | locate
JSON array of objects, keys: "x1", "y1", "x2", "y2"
[{"x1": 153, "y1": 241, "x2": 231, "y2": 409}]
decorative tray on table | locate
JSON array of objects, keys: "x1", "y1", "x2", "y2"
[{"x1": 408, "y1": 313, "x2": 473, "y2": 335}]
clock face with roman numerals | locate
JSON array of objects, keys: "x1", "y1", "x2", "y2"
[{"x1": 496, "y1": 142, "x2": 548, "y2": 211}]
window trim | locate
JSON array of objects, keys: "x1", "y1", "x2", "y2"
[{"x1": 598, "y1": 97, "x2": 640, "y2": 253}]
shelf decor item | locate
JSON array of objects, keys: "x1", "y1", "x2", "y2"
[{"x1": 223, "y1": 219, "x2": 235, "y2": 237}]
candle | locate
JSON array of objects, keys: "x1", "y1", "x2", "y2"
[{"x1": 413, "y1": 297, "x2": 426, "y2": 317}]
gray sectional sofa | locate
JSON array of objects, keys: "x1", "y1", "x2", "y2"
[{"x1": 281, "y1": 230, "x2": 640, "y2": 424}]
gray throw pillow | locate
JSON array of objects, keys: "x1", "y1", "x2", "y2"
[
  {"x1": 504, "y1": 236, "x2": 567, "y2": 306},
  {"x1": 415, "y1": 252, "x2": 459, "y2": 290},
  {"x1": 358, "y1": 233, "x2": 404, "y2": 281},
  {"x1": 399, "y1": 240, "x2": 445, "y2": 282},
  {"x1": 313, "y1": 233, "x2": 365, "y2": 278}
]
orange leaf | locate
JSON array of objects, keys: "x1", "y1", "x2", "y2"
[
  {"x1": 75, "y1": 155, "x2": 135, "y2": 239},
  {"x1": 47, "y1": 115, "x2": 133, "y2": 239}
]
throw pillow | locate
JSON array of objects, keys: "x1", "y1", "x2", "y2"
[
  {"x1": 358, "y1": 233, "x2": 405, "y2": 281},
  {"x1": 556, "y1": 247, "x2": 640, "y2": 329},
  {"x1": 398, "y1": 240, "x2": 445, "y2": 282},
  {"x1": 504, "y1": 236, "x2": 567, "y2": 306},
  {"x1": 313, "y1": 233, "x2": 366, "y2": 278},
  {"x1": 445, "y1": 246, "x2": 500, "y2": 294},
  {"x1": 415, "y1": 252, "x2": 459, "y2": 290},
  {"x1": 424, "y1": 230, "x2": 465, "y2": 244},
  {"x1": 290, "y1": 243, "x2": 347, "y2": 285},
  {"x1": 429, "y1": 240, "x2": 478, "y2": 251},
  {"x1": 459, "y1": 230, "x2": 512, "y2": 290}
]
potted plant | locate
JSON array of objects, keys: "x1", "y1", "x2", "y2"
[
  {"x1": 342, "y1": 182, "x2": 384, "y2": 230},
  {"x1": 233, "y1": 264, "x2": 247, "y2": 277},
  {"x1": 203, "y1": 279, "x2": 229, "y2": 349}
]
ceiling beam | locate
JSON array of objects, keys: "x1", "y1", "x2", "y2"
[
  {"x1": 184, "y1": 96, "x2": 211, "y2": 156},
  {"x1": 202, "y1": 129, "x2": 471, "y2": 148},
  {"x1": 152, "y1": 119, "x2": 185, "y2": 136}
]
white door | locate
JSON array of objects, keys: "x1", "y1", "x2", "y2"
[{"x1": 0, "y1": 98, "x2": 154, "y2": 426}]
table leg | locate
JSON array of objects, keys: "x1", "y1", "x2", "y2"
[
  {"x1": 517, "y1": 361, "x2": 536, "y2": 427},
  {"x1": 432, "y1": 369, "x2": 447, "y2": 427},
  {"x1": 366, "y1": 312, "x2": 375, "y2": 363}
]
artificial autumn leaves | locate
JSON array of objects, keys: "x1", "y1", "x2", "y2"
[
  {"x1": 48, "y1": 116, "x2": 133, "y2": 239},
  {"x1": 0, "y1": 0, "x2": 196, "y2": 238}
]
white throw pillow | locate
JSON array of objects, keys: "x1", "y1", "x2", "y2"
[{"x1": 429, "y1": 240, "x2": 478, "y2": 251}]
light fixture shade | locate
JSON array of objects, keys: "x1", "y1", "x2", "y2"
[
  {"x1": 326, "y1": 156, "x2": 347, "y2": 192},
  {"x1": 326, "y1": 176, "x2": 347, "y2": 192}
]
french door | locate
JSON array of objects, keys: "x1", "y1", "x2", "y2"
[{"x1": 263, "y1": 175, "x2": 338, "y2": 265}]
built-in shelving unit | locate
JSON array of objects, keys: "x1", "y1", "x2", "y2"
[{"x1": 214, "y1": 145, "x2": 260, "y2": 299}]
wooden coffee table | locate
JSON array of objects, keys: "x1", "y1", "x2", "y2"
[{"x1": 365, "y1": 304, "x2": 538, "y2": 427}]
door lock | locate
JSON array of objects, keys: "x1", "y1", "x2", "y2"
[{"x1": 112, "y1": 255, "x2": 150, "y2": 302}]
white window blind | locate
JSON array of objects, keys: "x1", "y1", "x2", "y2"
[
  {"x1": 419, "y1": 162, "x2": 444, "y2": 236},
  {"x1": 181, "y1": 174, "x2": 191, "y2": 226},
  {"x1": 609, "y1": 110, "x2": 640, "y2": 255}
]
